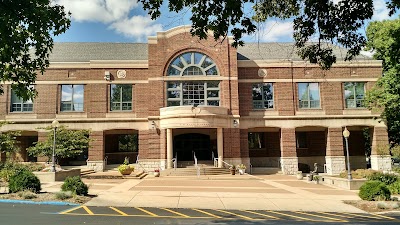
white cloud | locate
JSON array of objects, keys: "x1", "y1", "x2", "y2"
[
  {"x1": 110, "y1": 16, "x2": 163, "y2": 41},
  {"x1": 53, "y1": 0, "x2": 162, "y2": 40},
  {"x1": 258, "y1": 21, "x2": 294, "y2": 42},
  {"x1": 372, "y1": 0, "x2": 391, "y2": 21}
]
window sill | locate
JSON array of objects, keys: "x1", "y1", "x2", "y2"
[
  {"x1": 343, "y1": 109, "x2": 371, "y2": 115},
  {"x1": 106, "y1": 112, "x2": 136, "y2": 118},
  {"x1": 296, "y1": 110, "x2": 325, "y2": 115},
  {"x1": 6, "y1": 113, "x2": 37, "y2": 119},
  {"x1": 249, "y1": 110, "x2": 279, "y2": 116}
]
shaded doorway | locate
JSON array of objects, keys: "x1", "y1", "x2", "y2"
[{"x1": 173, "y1": 133, "x2": 213, "y2": 161}]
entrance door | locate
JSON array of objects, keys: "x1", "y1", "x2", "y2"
[{"x1": 173, "y1": 133, "x2": 212, "y2": 161}]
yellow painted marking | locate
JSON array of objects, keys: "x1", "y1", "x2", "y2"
[
  {"x1": 341, "y1": 212, "x2": 388, "y2": 220},
  {"x1": 192, "y1": 209, "x2": 222, "y2": 219},
  {"x1": 59, "y1": 206, "x2": 82, "y2": 214},
  {"x1": 82, "y1": 206, "x2": 94, "y2": 215},
  {"x1": 370, "y1": 213, "x2": 397, "y2": 220},
  {"x1": 135, "y1": 207, "x2": 158, "y2": 217},
  {"x1": 162, "y1": 208, "x2": 190, "y2": 218},
  {"x1": 295, "y1": 211, "x2": 348, "y2": 222},
  {"x1": 267, "y1": 211, "x2": 320, "y2": 222},
  {"x1": 319, "y1": 212, "x2": 368, "y2": 220},
  {"x1": 214, "y1": 209, "x2": 257, "y2": 220},
  {"x1": 110, "y1": 207, "x2": 128, "y2": 216},
  {"x1": 59, "y1": 213, "x2": 210, "y2": 219},
  {"x1": 241, "y1": 210, "x2": 280, "y2": 220}
]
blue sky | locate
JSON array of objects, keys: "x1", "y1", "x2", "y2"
[{"x1": 53, "y1": 0, "x2": 396, "y2": 44}]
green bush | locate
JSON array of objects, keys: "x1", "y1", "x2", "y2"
[
  {"x1": 367, "y1": 172, "x2": 399, "y2": 185},
  {"x1": 17, "y1": 190, "x2": 37, "y2": 199},
  {"x1": 61, "y1": 176, "x2": 88, "y2": 196},
  {"x1": 8, "y1": 170, "x2": 41, "y2": 193},
  {"x1": 359, "y1": 181, "x2": 391, "y2": 201},
  {"x1": 388, "y1": 181, "x2": 400, "y2": 195},
  {"x1": 339, "y1": 169, "x2": 376, "y2": 179},
  {"x1": 0, "y1": 162, "x2": 45, "y2": 182}
]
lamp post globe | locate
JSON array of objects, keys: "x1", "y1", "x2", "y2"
[
  {"x1": 51, "y1": 119, "x2": 59, "y2": 172},
  {"x1": 343, "y1": 127, "x2": 352, "y2": 180}
]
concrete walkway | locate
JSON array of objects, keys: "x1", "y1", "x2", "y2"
[{"x1": 42, "y1": 174, "x2": 364, "y2": 213}]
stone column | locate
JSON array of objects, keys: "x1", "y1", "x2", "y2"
[
  {"x1": 217, "y1": 128, "x2": 224, "y2": 168},
  {"x1": 325, "y1": 127, "x2": 346, "y2": 175},
  {"x1": 280, "y1": 128, "x2": 298, "y2": 174},
  {"x1": 371, "y1": 127, "x2": 391, "y2": 171},
  {"x1": 167, "y1": 128, "x2": 173, "y2": 169},
  {"x1": 87, "y1": 131, "x2": 105, "y2": 172}
]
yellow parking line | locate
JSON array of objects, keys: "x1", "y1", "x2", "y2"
[
  {"x1": 59, "y1": 206, "x2": 82, "y2": 214},
  {"x1": 82, "y1": 206, "x2": 94, "y2": 215},
  {"x1": 162, "y1": 208, "x2": 190, "y2": 218},
  {"x1": 110, "y1": 207, "x2": 128, "y2": 216},
  {"x1": 319, "y1": 212, "x2": 368, "y2": 220},
  {"x1": 214, "y1": 209, "x2": 257, "y2": 220},
  {"x1": 295, "y1": 211, "x2": 348, "y2": 222},
  {"x1": 192, "y1": 209, "x2": 222, "y2": 219},
  {"x1": 369, "y1": 213, "x2": 397, "y2": 220},
  {"x1": 267, "y1": 211, "x2": 320, "y2": 222},
  {"x1": 241, "y1": 210, "x2": 280, "y2": 220},
  {"x1": 340, "y1": 212, "x2": 387, "y2": 220},
  {"x1": 135, "y1": 207, "x2": 158, "y2": 217}
]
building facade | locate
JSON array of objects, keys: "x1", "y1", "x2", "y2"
[{"x1": 0, "y1": 26, "x2": 392, "y2": 174}]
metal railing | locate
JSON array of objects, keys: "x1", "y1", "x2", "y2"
[
  {"x1": 172, "y1": 152, "x2": 177, "y2": 170},
  {"x1": 193, "y1": 151, "x2": 198, "y2": 168},
  {"x1": 213, "y1": 158, "x2": 218, "y2": 167},
  {"x1": 135, "y1": 155, "x2": 147, "y2": 172},
  {"x1": 220, "y1": 160, "x2": 232, "y2": 169},
  {"x1": 250, "y1": 163, "x2": 253, "y2": 174}
]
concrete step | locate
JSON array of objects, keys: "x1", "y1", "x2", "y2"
[
  {"x1": 82, "y1": 170, "x2": 147, "y2": 179},
  {"x1": 80, "y1": 169, "x2": 95, "y2": 176},
  {"x1": 165, "y1": 167, "x2": 231, "y2": 176},
  {"x1": 251, "y1": 167, "x2": 282, "y2": 175}
]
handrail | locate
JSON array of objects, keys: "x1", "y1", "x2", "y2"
[
  {"x1": 193, "y1": 151, "x2": 198, "y2": 168},
  {"x1": 213, "y1": 158, "x2": 218, "y2": 167},
  {"x1": 220, "y1": 160, "x2": 232, "y2": 169},
  {"x1": 211, "y1": 151, "x2": 215, "y2": 161},
  {"x1": 171, "y1": 152, "x2": 177, "y2": 170},
  {"x1": 250, "y1": 163, "x2": 253, "y2": 174},
  {"x1": 135, "y1": 155, "x2": 147, "y2": 173}
]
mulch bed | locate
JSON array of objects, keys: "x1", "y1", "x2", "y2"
[{"x1": 344, "y1": 200, "x2": 400, "y2": 212}]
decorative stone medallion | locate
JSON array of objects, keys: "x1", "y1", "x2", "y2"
[
  {"x1": 117, "y1": 70, "x2": 126, "y2": 78},
  {"x1": 257, "y1": 68, "x2": 268, "y2": 77}
]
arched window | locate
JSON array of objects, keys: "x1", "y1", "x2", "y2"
[
  {"x1": 166, "y1": 52, "x2": 220, "y2": 107},
  {"x1": 167, "y1": 52, "x2": 219, "y2": 76}
]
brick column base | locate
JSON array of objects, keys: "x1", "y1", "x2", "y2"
[
  {"x1": 280, "y1": 157, "x2": 298, "y2": 175},
  {"x1": 87, "y1": 161, "x2": 105, "y2": 172},
  {"x1": 325, "y1": 156, "x2": 346, "y2": 175},
  {"x1": 371, "y1": 155, "x2": 392, "y2": 171}
]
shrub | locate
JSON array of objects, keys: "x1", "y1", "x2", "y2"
[
  {"x1": 388, "y1": 181, "x2": 400, "y2": 195},
  {"x1": 359, "y1": 181, "x2": 391, "y2": 201},
  {"x1": 17, "y1": 190, "x2": 37, "y2": 199},
  {"x1": 8, "y1": 170, "x2": 41, "y2": 193},
  {"x1": 367, "y1": 172, "x2": 399, "y2": 185},
  {"x1": 55, "y1": 191, "x2": 73, "y2": 200},
  {"x1": 61, "y1": 176, "x2": 88, "y2": 196},
  {"x1": 339, "y1": 169, "x2": 376, "y2": 179}
]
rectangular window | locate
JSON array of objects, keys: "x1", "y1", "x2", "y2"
[
  {"x1": 61, "y1": 85, "x2": 84, "y2": 112},
  {"x1": 11, "y1": 88, "x2": 33, "y2": 112},
  {"x1": 110, "y1": 84, "x2": 132, "y2": 111},
  {"x1": 167, "y1": 81, "x2": 220, "y2": 106},
  {"x1": 296, "y1": 132, "x2": 308, "y2": 148},
  {"x1": 248, "y1": 132, "x2": 265, "y2": 149},
  {"x1": 252, "y1": 83, "x2": 274, "y2": 109},
  {"x1": 298, "y1": 83, "x2": 320, "y2": 108},
  {"x1": 344, "y1": 82, "x2": 365, "y2": 108}
]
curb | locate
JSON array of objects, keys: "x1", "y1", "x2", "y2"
[{"x1": 0, "y1": 199, "x2": 79, "y2": 206}]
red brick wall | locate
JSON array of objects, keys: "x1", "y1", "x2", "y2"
[
  {"x1": 281, "y1": 128, "x2": 296, "y2": 157},
  {"x1": 88, "y1": 131, "x2": 104, "y2": 161},
  {"x1": 326, "y1": 128, "x2": 344, "y2": 156},
  {"x1": 276, "y1": 83, "x2": 295, "y2": 116},
  {"x1": 223, "y1": 128, "x2": 241, "y2": 158},
  {"x1": 371, "y1": 127, "x2": 389, "y2": 155},
  {"x1": 138, "y1": 129, "x2": 164, "y2": 159}
]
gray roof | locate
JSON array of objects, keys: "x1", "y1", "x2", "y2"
[{"x1": 47, "y1": 42, "x2": 371, "y2": 62}]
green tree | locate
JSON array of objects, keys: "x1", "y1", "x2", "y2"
[
  {"x1": 27, "y1": 126, "x2": 91, "y2": 161},
  {"x1": 139, "y1": 0, "x2": 400, "y2": 69},
  {"x1": 365, "y1": 19, "x2": 400, "y2": 145},
  {"x1": 0, "y1": 0, "x2": 70, "y2": 100},
  {"x1": 0, "y1": 122, "x2": 20, "y2": 157}
]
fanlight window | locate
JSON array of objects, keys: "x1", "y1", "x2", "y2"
[{"x1": 167, "y1": 52, "x2": 219, "y2": 76}]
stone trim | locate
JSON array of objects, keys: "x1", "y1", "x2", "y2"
[
  {"x1": 325, "y1": 156, "x2": 346, "y2": 175},
  {"x1": 370, "y1": 155, "x2": 392, "y2": 171},
  {"x1": 280, "y1": 157, "x2": 298, "y2": 175},
  {"x1": 87, "y1": 161, "x2": 105, "y2": 172}
]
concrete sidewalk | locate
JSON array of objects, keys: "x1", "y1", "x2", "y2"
[{"x1": 42, "y1": 174, "x2": 364, "y2": 213}]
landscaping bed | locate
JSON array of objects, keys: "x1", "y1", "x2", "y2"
[
  {"x1": 0, "y1": 191, "x2": 92, "y2": 204},
  {"x1": 344, "y1": 200, "x2": 400, "y2": 212}
]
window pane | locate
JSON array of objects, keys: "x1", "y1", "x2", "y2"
[
  {"x1": 168, "y1": 91, "x2": 180, "y2": 98},
  {"x1": 121, "y1": 85, "x2": 132, "y2": 102},
  {"x1": 183, "y1": 66, "x2": 203, "y2": 75},
  {"x1": 207, "y1": 81, "x2": 219, "y2": 88},
  {"x1": 205, "y1": 66, "x2": 218, "y2": 75},
  {"x1": 252, "y1": 84, "x2": 262, "y2": 101},
  {"x1": 263, "y1": 83, "x2": 273, "y2": 100},
  {"x1": 110, "y1": 84, "x2": 121, "y2": 103},
  {"x1": 355, "y1": 83, "x2": 365, "y2": 99},
  {"x1": 181, "y1": 52, "x2": 192, "y2": 65},
  {"x1": 73, "y1": 85, "x2": 84, "y2": 104},
  {"x1": 201, "y1": 57, "x2": 214, "y2": 68},
  {"x1": 171, "y1": 57, "x2": 183, "y2": 68},
  {"x1": 309, "y1": 83, "x2": 320, "y2": 100},
  {"x1": 11, "y1": 91, "x2": 22, "y2": 104},
  {"x1": 167, "y1": 66, "x2": 180, "y2": 76},
  {"x1": 207, "y1": 90, "x2": 219, "y2": 98},
  {"x1": 194, "y1": 52, "x2": 204, "y2": 65},
  {"x1": 344, "y1": 82, "x2": 355, "y2": 100},
  {"x1": 168, "y1": 101, "x2": 180, "y2": 107},
  {"x1": 298, "y1": 83, "x2": 309, "y2": 100},
  {"x1": 61, "y1": 85, "x2": 73, "y2": 101},
  {"x1": 207, "y1": 100, "x2": 219, "y2": 106}
]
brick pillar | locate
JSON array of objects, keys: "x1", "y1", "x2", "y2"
[
  {"x1": 37, "y1": 131, "x2": 49, "y2": 162},
  {"x1": 240, "y1": 129, "x2": 250, "y2": 171},
  {"x1": 280, "y1": 128, "x2": 298, "y2": 174},
  {"x1": 137, "y1": 129, "x2": 165, "y2": 171},
  {"x1": 223, "y1": 128, "x2": 243, "y2": 166},
  {"x1": 371, "y1": 127, "x2": 391, "y2": 171},
  {"x1": 325, "y1": 128, "x2": 346, "y2": 175},
  {"x1": 87, "y1": 131, "x2": 105, "y2": 172}
]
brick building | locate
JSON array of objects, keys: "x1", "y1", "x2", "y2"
[{"x1": 0, "y1": 26, "x2": 392, "y2": 174}]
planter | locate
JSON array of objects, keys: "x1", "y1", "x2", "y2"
[
  {"x1": 119, "y1": 167, "x2": 134, "y2": 175},
  {"x1": 307, "y1": 174, "x2": 313, "y2": 182},
  {"x1": 296, "y1": 172, "x2": 303, "y2": 180},
  {"x1": 230, "y1": 169, "x2": 236, "y2": 175},
  {"x1": 154, "y1": 172, "x2": 160, "y2": 177},
  {"x1": 238, "y1": 169, "x2": 245, "y2": 175},
  {"x1": 33, "y1": 169, "x2": 81, "y2": 182}
]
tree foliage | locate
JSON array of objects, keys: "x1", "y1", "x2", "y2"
[
  {"x1": 27, "y1": 126, "x2": 91, "y2": 161},
  {"x1": 0, "y1": 122, "x2": 20, "y2": 155},
  {"x1": 139, "y1": 0, "x2": 400, "y2": 69},
  {"x1": 365, "y1": 19, "x2": 400, "y2": 145},
  {"x1": 0, "y1": 0, "x2": 70, "y2": 100}
]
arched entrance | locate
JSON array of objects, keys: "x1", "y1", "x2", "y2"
[{"x1": 173, "y1": 133, "x2": 213, "y2": 161}]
